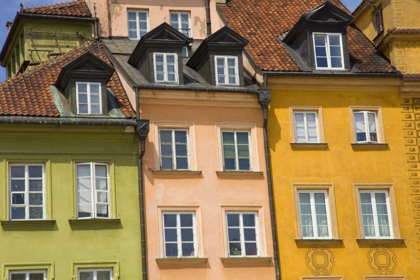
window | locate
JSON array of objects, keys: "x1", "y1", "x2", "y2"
[
  {"x1": 222, "y1": 131, "x2": 251, "y2": 171},
  {"x1": 293, "y1": 111, "x2": 319, "y2": 143},
  {"x1": 182, "y1": 47, "x2": 189, "y2": 58},
  {"x1": 298, "y1": 191, "x2": 331, "y2": 239},
  {"x1": 359, "y1": 190, "x2": 393, "y2": 238},
  {"x1": 162, "y1": 212, "x2": 196, "y2": 258},
  {"x1": 170, "y1": 12, "x2": 191, "y2": 37},
  {"x1": 226, "y1": 212, "x2": 259, "y2": 257},
  {"x1": 76, "y1": 163, "x2": 110, "y2": 219},
  {"x1": 154, "y1": 53, "x2": 178, "y2": 84},
  {"x1": 374, "y1": 8, "x2": 384, "y2": 35},
  {"x1": 78, "y1": 269, "x2": 113, "y2": 280},
  {"x1": 76, "y1": 82, "x2": 102, "y2": 115},
  {"x1": 215, "y1": 56, "x2": 239, "y2": 86},
  {"x1": 9, "y1": 164, "x2": 45, "y2": 220},
  {"x1": 159, "y1": 129, "x2": 189, "y2": 170},
  {"x1": 354, "y1": 111, "x2": 378, "y2": 143},
  {"x1": 9, "y1": 271, "x2": 47, "y2": 280},
  {"x1": 128, "y1": 10, "x2": 149, "y2": 39},
  {"x1": 313, "y1": 33, "x2": 344, "y2": 70}
]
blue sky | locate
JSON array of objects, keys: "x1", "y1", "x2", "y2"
[{"x1": 0, "y1": 0, "x2": 362, "y2": 82}]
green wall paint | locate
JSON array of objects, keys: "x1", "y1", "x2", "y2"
[{"x1": 0, "y1": 124, "x2": 142, "y2": 279}]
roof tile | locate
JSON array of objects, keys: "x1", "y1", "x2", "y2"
[{"x1": 22, "y1": 0, "x2": 92, "y2": 18}]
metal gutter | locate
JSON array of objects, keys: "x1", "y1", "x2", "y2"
[
  {"x1": 0, "y1": 116, "x2": 135, "y2": 126},
  {"x1": 258, "y1": 84, "x2": 281, "y2": 280},
  {"x1": 133, "y1": 84, "x2": 260, "y2": 94}
]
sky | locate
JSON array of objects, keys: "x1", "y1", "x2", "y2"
[{"x1": 0, "y1": 0, "x2": 362, "y2": 82}]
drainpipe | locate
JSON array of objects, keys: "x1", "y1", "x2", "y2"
[
  {"x1": 205, "y1": 0, "x2": 212, "y2": 36},
  {"x1": 135, "y1": 87, "x2": 150, "y2": 280},
  {"x1": 258, "y1": 86, "x2": 281, "y2": 280}
]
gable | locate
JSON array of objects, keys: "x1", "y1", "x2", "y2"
[{"x1": 305, "y1": 1, "x2": 353, "y2": 24}]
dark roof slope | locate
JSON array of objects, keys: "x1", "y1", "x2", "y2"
[
  {"x1": 22, "y1": 0, "x2": 92, "y2": 17},
  {"x1": 0, "y1": 41, "x2": 135, "y2": 118},
  {"x1": 218, "y1": 0, "x2": 395, "y2": 73}
]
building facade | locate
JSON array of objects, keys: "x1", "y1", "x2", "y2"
[{"x1": 220, "y1": 0, "x2": 420, "y2": 279}]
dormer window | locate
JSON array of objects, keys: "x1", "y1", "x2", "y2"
[
  {"x1": 170, "y1": 12, "x2": 191, "y2": 37},
  {"x1": 76, "y1": 82, "x2": 102, "y2": 115},
  {"x1": 154, "y1": 53, "x2": 179, "y2": 84},
  {"x1": 215, "y1": 56, "x2": 239, "y2": 86},
  {"x1": 374, "y1": 8, "x2": 384, "y2": 35},
  {"x1": 313, "y1": 33, "x2": 344, "y2": 70}
]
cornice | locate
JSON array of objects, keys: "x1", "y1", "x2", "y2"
[
  {"x1": 377, "y1": 33, "x2": 420, "y2": 52},
  {"x1": 400, "y1": 81, "x2": 420, "y2": 97}
]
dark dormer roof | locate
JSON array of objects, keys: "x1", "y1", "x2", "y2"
[
  {"x1": 218, "y1": 0, "x2": 396, "y2": 73},
  {"x1": 186, "y1": 26, "x2": 248, "y2": 69},
  {"x1": 128, "y1": 22, "x2": 189, "y2": 66},
  {"x1": 56, "y1": 51, "x2": 115, "y2": 89}
]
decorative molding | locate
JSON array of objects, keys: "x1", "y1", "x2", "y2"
[
  {"x1": 305, "y1": 245, "x2": 336, "y2": 276},
  {"x1": 367, "y1": 244, "x2": 398, "y2": 275},
  {"x1": 258, "y1": 88, "x2": 271, "y2": 108},
  {"x1": 136, "y1": 119, "x2": 150, "y2": 141}
]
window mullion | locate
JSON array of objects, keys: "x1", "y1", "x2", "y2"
[
  {"x1": 25, "y1": 165, "x2": 29, "y2": 220},
  {"x1": 310, "y1": 192, "x2": 318, "y2": 238},
  {"x1": 371, "y1": 192, "x2": 380, "y2": 238},
  {"x1": 224, "y1": 58, "x2": 228, "y2": 82},
  {"x1": 304, "y1": 113, "x2": 309, "y2": 143},
  {"x1": 364, "y1": 111, "x2": 370, "y2": 142},
  {"x1": 172, "y1": 130, "x2": 176, "y2": 169},
  {"x1": 326, "y1": 35, "x2": 331, "y2": 69},
  {"x1": 91, "y1": 162, "x2": 96, "y2": 218},
  {"x1": 234, "y1": 132, "x2": 239, "y2": 171},
  {"x1": 239, "y1": 214, "x2": 245, "y2": 257},
  {"x1": 177, "y1": 214, "x2": 182, "y2": 258}
]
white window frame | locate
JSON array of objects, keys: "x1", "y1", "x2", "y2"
[
  {"x1": 76, "y1": 162, "x2": 111, "y2": 219},
  {"x1": 153, "y1": 53, "x2": 179, "y2": 84},
  {"x1": 313, "y1": 32, "x2": 345, "y2": 70},
  {"x1": 9, "y1": 164, "x2": 46, "y2": 221},
  {"x1": 293, "y1": 111, "x2": 320, "y2": 143},
  {"x1": 162, "y1": 212, "x2": 197, "y2": 258},
  {"x1": 226, "y1": 212, "x2": 260, "y2": 257},
  {"x1": 9, "y1": 270, "x2": 47, "y2": 280},
  {"x1": 78, "y1": 268, "x2": 113, "y2": 280},
  {"x1": 354, "y1": 110, "x2": 379, "y2": 143},
  {"x1": 76, "y1": 82, "x2": 102, "y2": 115},
  {"x1": 128, "y1": 10, "x2": 149, "y2": 40},
  {"x1": 215, "y1": 55, "x2": 240, "y2": 86},
  {"x1": 170, "y1": 11, "x2": 191, "y2": 37},
  {"x1": 297, "y1": 190, "x2": 332, "y2": 239},
  {"x1": 221, "y1": 130, "x2": 252, "y2": 171},
  {"x1": 359, "y1": 190, "x2": 394, "y2": 239},
  {"x1": 159, "y1": 129, "x2": 189, "y2": 170}
]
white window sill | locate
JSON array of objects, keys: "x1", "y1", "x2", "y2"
[
  {"x1": 356, "y1": 238, "x2": 404, "y2": 244},
  {"x1": 155, "y1": 257, "x2": 208, "y2": 264},
  {"x1": 216, "y1": 171, "x2": 263, "y2": 176},
  {"x1": 220, "y1": 257, "x2": 272, "y2": 263},
  {"x1": 150, "y1": 169, "x2": 202, "y2": 175},
  {"x1": 290, "y1": 142, "x2": 328, "y2": 149},
  {"x1": 1, "y1": 219, "x2": 56, "y2": 225},
  {"x1": 294, "y1": 238, "x2": 343, "y2": 245},
  {"x1": 68, "y1": 218, "x2": 121, "y2": 224},
  {"x1": 351, "y1": 143, "x2": 389, "y2": 150}
]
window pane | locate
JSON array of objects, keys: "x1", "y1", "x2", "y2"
[
  {"x1": 128, "y1": 21, "x2": 137, "y2": 30},
  {"x1": 294, "y1": 113, "x2": 304, "y2": 122},
  {"x1": 165, "y1": 229, "x2": 177, "y2": 242},
  {"x1": 11, "y1": 166, "x2": 25, "y2": 178},
  {"x1": 11, "y1": 275, "x2": 26, "y2": 280},
  {"x1": 168, "y1": 74, "x2": 176, "y2": 81},
  {"x1": 164, "y1": 214, "x2": 177, "y2": 227},
  {"x1": 11, "y1": 180, "x2": 25, "y2": 192},
  {"x1": 330, "y1": 46, "x2": 342, "y2": 57},
  {"x1": 161, "y1": 158, "x2": 173, "y2": 170},
  {"x1": 29, "y1": 193, "x2": 43, "y2": 205},
  {"x1": 176, "y1": 158, "x2": 188, "y2": 169},
  {"x1": 331, "y1": 58, "x2": 342, "y2": 68},
  {"x1": 129, "y1": 30, "x2": 137, "y2": 39},
  {"x1": 238, "y1": 145, "x2": 249, "y2": 157},
  {"x1": 306, "y1": 113, "x2": 316, "y2": 123},
  {"x1": 29, "y1": 207, "x2": 43, "y2": 219},
  {"x1": 28, "y1": 166, "x2": 42, "y2": 178},
  {"x1": 91, "y1": 105, "x2": 101, "y2": 114},
  {"x1": 360, "y1": 193, "x2": 372, "y2": 204},
  {"x1": 160, "y1": 131, "x2": 172, "y2": 143},
  {"x1": 237, "y1": 132, "x2": 249, "y2": 144},
  {"x1": 217, "y1": 58, "x2": 225, "y2": 67},
  {"x1": 245, "y1": 243, "x2": 257, "y2": 256},
  {"x1": 223, "y1": 145, "x2": 235, "y2": 158},
  {"x1": 181, "y1": 229, "x2": 193, "y2": 241},
  {"x1": 228, "y1": 228, "x2": 240, "y2": 241},
  {"x1": 96, "y1": 178, "x2": 108, "y2": 191},
  {"x1": 95, "y1": 165, "x2": 107, "y2": 177},
  {"x1": 329, "y1": 35, "x2": 341, "y2": 46},
  {"x1": 244, "y1": 228, "x2": 256, "y2": 241},
  {"x1": 182, "y1": 243, "x2": 195, "y2": 257},
  {"x1": 222, "y1": 132, "x2": 234, "y2": 144},
  {"x1": 165, "y1": 243, "x2": 178, "y2": 257},
  {"x1": 238, "y1": 159, "x2": 250, "y2": 171},
  {"x1": 299, "y1": 193, "x2": 310, "y2": 203},
  {"x1": 78, "y1": 83, "x2": 88, "y2": 93},
  {"x1": 224, "y1": 159, "x2": 235, "y2": 170},
  {"x1": 167, "y1": 55, "x2": 175, "y2": 64},
  {"x1": 12, "y1": 193, "x2": 25, "y2": 205},
  {"x1": 97, "y1": 271, "x2": 111, "y2": 280},
  {"x1": 155, "y1": 55, "x2": 164, "y2": 63},
  {"x1": 78, "y1": 204, "x2": 92, "y2": 218},
  {"x1": 180, "y1": 214, "x2": 193, "y2": 227},
  {"x1": 356, "y1": 132, "x2": 367, "y2": 142},
  {"x1": 78, "y1": 94, "x2": 87, "y2": 104},
  {"x1": 78, "y1": 190, "x2": 92, "y2": 204},
  {"x1": 315, "y1": 47, "x2": 326, "y2": 56},
  {"x1": 80, "y1": 272, "x2": 94, "y2": 280},
  {"x1": 243, "y1": 214, "x2": 255, "y2": 227},
  {"x1": 161, "y1": 145, "x2": 172, "y2": 156},
  {"x1": 96, "y1": 205, "x2": 109, "y2": 217},
  {"x1": 229, "y1": 243, "x2": 242, "y2": 256},
  {"x1": 227, "y1": 214, "x2": 239, "y2": 226},
  {"x1": 175, "y1": 131, "x2": 187, "y2": 143},
  {"x1": 90, "y1": 84, "x2": 100, "y2": 93},
  {"x1": 139, "y1": 12, "x2": 147, "y2": 20},
  {"x1": 316, "y1": 57, "x2": 328, "y2": 68},
  {"x1": 79, "y1": 104, "x2": 88, "y2": 114},
  {"x1": 97, "y1": 191, "x2": 108, "y2": 203},
  {"x1": 11, "y1": 207, "x2": 25, "y2": 219},
  {"x1": 128, "y1": 12, "x2": 136, "y2": 20},
  {"x1": 91, "y1": 94, "x2": 100, "y2": 104},
  {"x1": 314, "y1": 36, "x2": 326, "y2": 46},
  {"x1": 29, "y1": 180, "x2": 42, "y2": 191},
  {"x1": 175, "y1": 145, "x2": 187, "y2": 156}
]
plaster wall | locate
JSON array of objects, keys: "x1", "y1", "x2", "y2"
[
  {"x1": 268, "y1": 77, "x2": 420, "y2": 279},
  {"x1": 139, "y1": 93, "x2": 276, "y2": 280},
  {"x1": 0, "y1": 125, "x2": 142, "y2": 279}
]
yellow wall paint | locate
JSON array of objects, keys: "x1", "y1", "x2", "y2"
[{"x1": 268, "y1": 78, "x2": 420, "y2": 279}]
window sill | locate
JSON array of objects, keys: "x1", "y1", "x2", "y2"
[
  {"x1": 294, "y1": 238, "x2": 343, "y2": 245},
  {"x1": 68, "y1": 218, "x2": 121, "y2": 224},
  {"x1": 1, "y1": 219, "x2": 56, "y2": 225},
  {"x1": 155, "y1": 258, "x2": 208, "y2": 264},
  {"x1": 150, "y1": 169, "x2": 202, "y2": 175},
  {"x1": 356, "y1": 238, "x2": 405, "y2": 244},
  {"x1": 220, "y1": 257, "x2": 272, "y2": 263},
  {"x1": 351, "y1": 143, "x2": 389, "y2": 150},
  {"x1": 290, "y1": 143, "x2": 328, "y2": 149},
  {"x1": 216, "y1": 171, "x2": 263, "y2": 176}
]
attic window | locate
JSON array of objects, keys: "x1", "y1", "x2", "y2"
[
  {"x1": 215, "y1": 56, "x2": 239, "y2": 86},
  {"x1": 374, "y1": 8, "x2": 384, "y2": 35},
  {"x1": 154, "y1": 53, "x2": 179, "y2": 84},
  {"x1": 313, "y1": 33, "x2": 344, "y2": 70},
  {"x1": 77, "y1": 82, "x2": 102, "y2": 115}
]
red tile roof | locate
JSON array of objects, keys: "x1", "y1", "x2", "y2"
[
  {"x1": 22, "y1": 0, "x2": 92, "y2": 18},
  {"x1": 388, "y1": 28, "x2": 420, "y2": 34},
  {"x1": 403, "y1": 74, "x2": 420, "y2": 82},
  {"x1": 218, "y1": 0, "x2": 395, "y2": 73},
  {"x1": 0, "y1": 41, "x2": 135, "y2": 118}
]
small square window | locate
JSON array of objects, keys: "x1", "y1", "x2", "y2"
[
  {"x1": 170, "y1": 12, "x2": 191, "y2": 37},
  {"x1": 9, "y1": 270, "x2": 47, "y2": 280},
  {"x1": 222, "y1": 131, "x2": 251, "y2": 171},
  {"x1": 76, "y1": 82, "x2": 102, "y2": 115},
  {"x1": 76, "y1": 162, "x2": 110, "y2": 219},
  {"x1": 313, "y1": 33, "x2": 344, "y2": 70},
  {"x1": 215, "y1": 56, "x2": 239, "y2": 86},
  {"x1": 293, "y1": 111, "x2": 319, "y2": 143},
  {"x1": 354, "y1": 111, "x2": 378, "y2": 143},
  {"x1": 9, "y1": 164, "x2": 45, "y2": 220},
  {"x1": 159, "y1": 129, "x2": 189, "y2": 170},
  {"x1": 128, "y1": 10, "x2": 149, "y2": 39},
  {"x1": 78, "y1": 269, "x2": 113, "y2": 280},
  {"x1": 226, "y1": 212, "x2": 259, "y2": 257},
  {"x1": 154, "y1": 53, "x2": 179, "y2": 84},
  {"x1": 162, "y1": 212, "x2": 197, "y2": 258}
]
